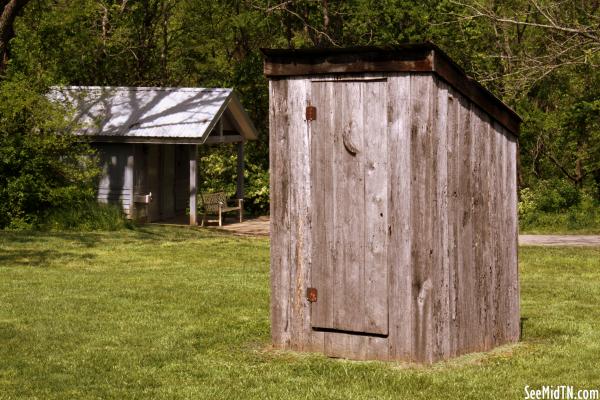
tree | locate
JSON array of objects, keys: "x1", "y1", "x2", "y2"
[
  {"x1": 447, "y1": 1, "x2": 600, "y2": 92},
  {"x1": 440, "y1": 1, "x2": 600, "y2": 198},
  {"x1": 0, "y1": 1, "x2": 102, "y2": 228},
  {"x1": 0, "y1": 76, "x2": 99, "y2": 228},
  {"x1": 0, "y1": 0, "x2": 30, "y2": 74},
  {"x1": 2, "y1": 0, "x2": 598, "y2": 221}
]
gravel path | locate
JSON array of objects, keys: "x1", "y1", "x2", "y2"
[
  {"x1": 161, "y1": 215, "x2": 600, "y2": 245},
  {"x1": 218, "y1": 218, "x2": 600, "y2": 246},
  {"x1": 519, "y1": 235, "x2": 600, "y2": 246},
  {"x1": 216, "y1": 218, "x2": 600, "y2": 245}
]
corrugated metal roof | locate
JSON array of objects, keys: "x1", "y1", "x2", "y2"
[{"x1": 49, "y1": 86, "x2": 257, "y2": 142}]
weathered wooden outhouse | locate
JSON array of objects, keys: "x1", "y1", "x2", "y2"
[
  {"x1": 263, "y1": 44, "x2": 521, "y2": 363},
  {"x1": 51, "y1": 87, "x2": 258, "y2": 225}
]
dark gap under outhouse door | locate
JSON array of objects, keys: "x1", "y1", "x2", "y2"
[{"x1": 310, "y1": 79, "x2": 389, "y2": 336}]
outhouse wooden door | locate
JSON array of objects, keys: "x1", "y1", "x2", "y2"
[{"x1": 310, "y1": 79, "x2": 389, "y2": 336}]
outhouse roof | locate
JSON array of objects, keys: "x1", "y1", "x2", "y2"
[
  {"x1": 49, "y1": 86, "x2": 258, "y2": 143},
  {"x1": 261, "y1": 43, "x2": 521, "y2": 136}
]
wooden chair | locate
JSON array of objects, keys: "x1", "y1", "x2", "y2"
[{"x1": 199, "y1": 192, "x2": 243, "y2": 227}]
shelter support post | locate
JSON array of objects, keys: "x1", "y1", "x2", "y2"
[
  {"x1": 236, "y1": 141, "x2": 245, "y2": 200},
  {"x1": 189, "y1": 144, "x2": 198, "y2": 225}
]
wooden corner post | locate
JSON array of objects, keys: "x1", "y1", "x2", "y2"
[
  {"x1": 236, "y1": 141, "x2": 245, "y2": 199},
  {"x1": 189, "y1": 144, "x2": 198, "y2": 225}
]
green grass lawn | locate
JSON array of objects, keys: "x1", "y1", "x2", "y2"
[{"x1": 1, "y1": 227, "x2": 599, "y2": 399}]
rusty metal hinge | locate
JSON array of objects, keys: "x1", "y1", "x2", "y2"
[
  {"x1": 306, "y1": 287, "x2": 318, "y2": 302},
  {"x1": 306, "y1": 105, "x2": 316, "y2": 121}
]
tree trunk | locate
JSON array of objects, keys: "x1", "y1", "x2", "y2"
[
  {"x1": 160, "y1": 1, "x2": 169, "y2": 85},
  {"x1": 320, "y1": 0, "x2": 329, "y2": 47},
  {"x1": 0, "y1": 0, "x2": 30, "y2": 75},
  {"x1": 593, "y1": 169, "x2": 600, "y2": 201}
]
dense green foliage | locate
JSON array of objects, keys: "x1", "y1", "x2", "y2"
[
  {"x1": 520, "y1": 186, "x2": 600, "y2": 233},
  {"x1": 0, "y1": 75, "x2": 99, "y2": 229},
  {"x1": 1, "y1": 227, "x2": 599, "y2": 398},
  {"x1": 0, "y1": 0, "x2": 598, "y2": 225},
  {"x1": 40, "y1": 201, "x2": 132, "y2": 231}
]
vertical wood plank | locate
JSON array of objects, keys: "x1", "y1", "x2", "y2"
[
  {"x1": 133, "y1": 144, "x2": 147, "y2": 220},
  {"x1": 365, "y1": 336, "x2": 390, "y2": 360},
  {"x1": 269, "y1": 79, "x2": 291, "y2": 348},
  {"x1": 410, "y1": 74, "x2": 435, "y2": 362},
  {"x1": 147, "y1": 145, "x2": 161, "y2": 222},
  {"x1": 326, "y1": 81, "x2": 367, "y2": 358},
  {"x1": 124, "y1": 145, "x2": 134, "y2": 217},
  {"x1": 286, "y1": 78, "x2": 304, "y2": 349},
  {"x1": 189, "y1": 144, "x2": 197, "y2": 226},
  {"x1": 501, "y1": 125, "x2": 512, "y2": 343},
  {"x1": 488, "y1": 118, "x2": 499, "y2": 347},
  {"x1": 495, "y1": 120, "x2": 509, "y2": 344},
  {"x1": 160, "y1": 145, "x2": 175, "y2": 219},
  {"x1": 470, "y1": 107, "x2": 485, "y2": 350},
  {"x1": 507, "y1": 134, "x2": 520, "y2": 342},
  {"x1": 387, "y1": 73, "x2": 413, "y2": 360},
  {"x1": 332, "y1": 81, "x2": 365, "y2": 333},
  {"x1": 309, "y1": 81, "x2": 334, "y2": 333},
  {"x1": 480, "y1": 114, "x2": 494, "y2": 350},
  {"x1": 323, "y1": 332, "x2": 362, "y2": 360},
  {"x1": 432, "y1": 78, "x2": 450, "y2": 360},
  {"x1": 174, "y1": 145, "x2": 190, "y2": 213},
  {"x1": 496, "y1": 124, "x2": 511, "y2": 343},
  {"x1": 287, "y1": 78, "x2": 321, "y2": 351},
  {"x1": 305, "y1": 80, "x2": 329, "y2": 353},
  {"x1": 363, "y1": 80, "x2": 389, "y2": 336},
  {"x1": 456, "y1": 96, "x2": 473, "y2": 354},
  {"x1": 446, "y1": 88, "x2": 460, "y2": 357}
]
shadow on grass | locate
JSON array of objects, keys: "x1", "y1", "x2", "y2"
[
  {"x1": 0, "y1": 248, "x2": 96, "y2": 268},
  {"x1": 0, "y1": 322, "x2": 19, "y2": 340},
  {"x1": 0, "y1": 225, "x2": 247, "y2": 270},
  {"x1": 0, "y1": 230, "x2": 108, "y2": 248},
  {"x1": 131, "y1": 225, "x2": 235, "y2": 242}
]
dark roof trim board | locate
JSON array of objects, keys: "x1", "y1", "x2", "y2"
[{"x1": 261, "y1": 43, "x2": 521, "y2": 136}]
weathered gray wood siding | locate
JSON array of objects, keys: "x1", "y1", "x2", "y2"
[
  {"x1": 161, "y1": 145, "x2": 176, "y2": 220},
  {"x1": 134, "y1": 144, "x2": 188, "y2": 221},
  {"x1": 269, "y1": 73, "x2": 519, "y2": 363},
  {"x1": 145, "y1": 146, "x2": 158, "y2": 220},
  {"x1": 94, "y1": 143, "x2": 134, "y2": 217},
  {"x1": 174, "y1": 145, "x2": 190, "y2": 213},
  {"x1": 96, "y1": 143, "x2": 192, "y2": 221}
]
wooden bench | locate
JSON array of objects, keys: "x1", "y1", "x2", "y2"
[{"x1": 199, "y1": 192, "x2": 243, "y2": 227}]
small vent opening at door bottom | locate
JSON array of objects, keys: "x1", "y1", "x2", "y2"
[{"x1": 312, "y1": 327, "x2": 389, "y2": 339}]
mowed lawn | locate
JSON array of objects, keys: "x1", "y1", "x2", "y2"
[{"x1": 0, "y1": 227, "x2": 599, "y2": 399}]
